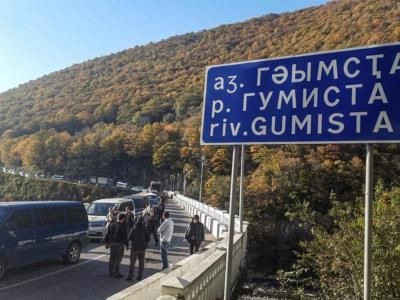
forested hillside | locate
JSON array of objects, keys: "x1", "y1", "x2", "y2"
[
  {"x1": 0, "y1": 0, "x2": 400, "y2": 296},
  {"x1": 0, "y1": 0, "x2": 398, "y2": 183}
]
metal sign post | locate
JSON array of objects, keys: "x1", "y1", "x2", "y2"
[
  {"x1": 224, "y1": 145, "x2": 239, "y2": 300},
  {"x1": 239, "y1": 144, "x2": 245, "y2": 233},
  {"x1": 364, "y1": 144, "x2": 373, "y2": 300}
]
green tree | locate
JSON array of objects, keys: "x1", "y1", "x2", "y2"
[{"x1": 153, "y1": 142, "x2": 181, "y2": 174}]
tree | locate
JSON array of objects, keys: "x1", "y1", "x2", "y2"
[
  {"x1": 209, "y1": 148, "x2": 231, "y2": 175},
  {"x1": 174, "y1": 93, "x2": 202, "y2": 121},
  {"x1": 153, "y1": 142, "x2": 181, "y2": 174},
  {"x1": 281, "y1": 185, "x2": 400, "y2": 299}
]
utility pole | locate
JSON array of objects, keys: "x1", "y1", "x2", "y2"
[{"x1": 199, "y1": 155, "x2": 205, "y2": 202}]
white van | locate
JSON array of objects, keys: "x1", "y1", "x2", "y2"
[{"x1": 86, "y1": 198, "x2": 134, "y2": 240}]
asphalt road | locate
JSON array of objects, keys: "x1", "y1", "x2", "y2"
[{"x1": 0, "y1": 200, "x2": 213, "y2": 300}]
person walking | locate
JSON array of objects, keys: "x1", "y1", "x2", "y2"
[
  {"x1": 106, "y1": 205, "x2": 119, "y2": 226},
  {"x1": 158, "y1": 211, "x2": 174, "y2": 270},
  {"x1": 104, "y1": 213, "x2": 128, "y2": 278},
  {"x1": 184, "y1": 215, "x2": 205, "y2": 255},
  {"x1": 158, "y1": 201, "x2": 165, "y2": 225},
  {"x1": 125, "y1": 206, "x2": 135, "y2": 232},
  {"x1": 161, "y1": 192, "x2": 168, "y2": 204},
  {"x1": 146, "y1": 208, "x2": 159, "y2": 246},
  {"x1": 105, "y1": 207, "x2": 114, "y2": 228},
  {"x1": 126, "y1": 217, "x2": 150, "y2": 281}
]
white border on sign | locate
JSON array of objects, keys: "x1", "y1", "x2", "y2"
[{"x1": 199, "y1": 42, "x2": 400, "y2": 145}]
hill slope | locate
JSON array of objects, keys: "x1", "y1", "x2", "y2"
[
  {"x1": 0, "y1": 0, "x2": 398, "y2": 138},
  {"x1": 0, "y1": 0, "x2": 398, "y2": 190}
]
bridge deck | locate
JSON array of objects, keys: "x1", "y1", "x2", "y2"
[{"x1": 0, "y1": 200, "x2": 214, "y2": 300}]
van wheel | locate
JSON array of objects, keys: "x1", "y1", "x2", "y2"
[
  {"x1": 0, "y1": 257, "x2": 6, "y2": 280},
  {"x1": 64, "y1": 242, "x2": 81, "y2": 264}
]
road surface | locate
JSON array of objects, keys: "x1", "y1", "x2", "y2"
[{"x1": 0, "y1": 200, "x2": 214, "y2": 300}]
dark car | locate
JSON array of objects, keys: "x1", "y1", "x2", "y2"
[
  {"x1": 0, "y1": 201, "x2": 89, "y2": 280},
  {"x1": 124, "y1": 195, "x2": 149, "y2": 218}
]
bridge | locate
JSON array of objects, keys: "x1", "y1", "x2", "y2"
[{"x1": 0, "y1": 194, "x2": 248, "y2": 300}]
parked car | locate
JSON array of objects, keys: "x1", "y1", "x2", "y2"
[
  {"x1": 86, "y1": 198, "x2": 134, "y2": 240},
  {"x1": 116, "y1": 181, "x2": 129, "y2": 189},
  {"x1": 130, "y1": 186, "x2": 142, "y2": 194},
  {"x1": 146, "y1": 192, "x2": 161, "y2": 205},
  {"x1": 0, "y1": 201, "x2": 89, "y2": 280},
  {"x1": 149, "y1": 181, "x2": 162, "y2": 194},
  {"x1": 51, "y1": 175, "x2": 65, "y2": 181},
  {"x1": 124, "y1": 194, "x2": 151, "y2": 218},
  {"x1": 89, "y1": 176, "x2": 113, "y2": 186}
]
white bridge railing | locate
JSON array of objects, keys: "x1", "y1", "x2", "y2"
[{"x1": 108, "y1": 193, "x2": 248, "y2": 300}]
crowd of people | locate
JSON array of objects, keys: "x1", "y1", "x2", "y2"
[{"x1": 102, "y1": 192, "x2": 205, "y2": 282}]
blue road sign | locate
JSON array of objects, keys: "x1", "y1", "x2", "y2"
[{"x1": 200, "y1": 43, "x2": 400, "y2": 145}]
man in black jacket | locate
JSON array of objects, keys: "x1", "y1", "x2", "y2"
[
  {"x1": 184, "y1": 215, "x2": 205, "y2": 255},
  {"x1": 158, "y1": 202, "x2": 165, "y2": 225},
  {"x1": 104, "y1": 213, "x2": 128, "y2": 278},
  {"x1": 126, "y1": 217, "x2": 150, "y2": 281},
  {"x1": 125, "y1": 206, "x2": 135, "y2": 232},
  {"x1": 146, "y1": 208, "x2": 159, "y2": 246}
]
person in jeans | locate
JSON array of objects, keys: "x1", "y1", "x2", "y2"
[
  {"x1": 158, "y1": 211, "x2": 174, "y2": 270},
  {"x1": 103, "y1": 213, "x2": 128, "y2": 278},
  {"x1": 184, "y1": 215, "x2": 205, "y2": 255},
  {"x1": 126, "y1": 217, "x2": 150, "y2": 281}
]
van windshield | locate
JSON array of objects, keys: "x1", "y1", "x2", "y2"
[
  {"x1": 0, "y1": 208, "x2": 8, "y2": 224},
  {"x1": 149, "y1": 199, "x2": 159, "y2": 206},
  {"x1": 132, "y1": 198, "x2": 144, "y2": 210},
  {"x1": 86, "y1": 203, "x2": 115, "y2": 216}
]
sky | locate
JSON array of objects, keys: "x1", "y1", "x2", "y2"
[{"x1": 0, "y1": 0, "x2": 327, "y2": 93}]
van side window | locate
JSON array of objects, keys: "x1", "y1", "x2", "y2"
[
  {"x1": 7, "y1": 209, "x2": 32, "y2": 229},
  {"x1": 35, "y1": 207, "x2": 64, "y2": 226},
  {"x1": 65, "y1": 207, "x2": 87, "y2": 224}
]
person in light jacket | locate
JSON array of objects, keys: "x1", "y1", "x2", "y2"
[
  {"x1": 184, "y1": 215, "x2": 205, "y2": 255},
  {"x1": 158, "y1": 211, "x2": 174, "y2": 270}
]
